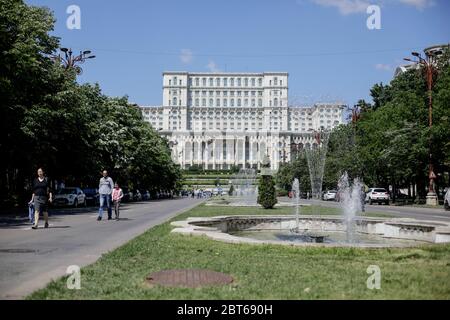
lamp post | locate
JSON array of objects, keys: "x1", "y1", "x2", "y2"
[
  {"x1": 52, "y1": 48, "x2": 96, "y2": 75},
  {"x1": 404, "y1": 51, "x2": 438, "y2": 205}
]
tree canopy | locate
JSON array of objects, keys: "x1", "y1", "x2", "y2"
[{"x1": 1, "y1": 0, "x2": 181, "y2": 206}]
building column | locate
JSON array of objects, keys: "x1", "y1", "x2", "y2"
[
  {"x1": 212, "y1": 139, "x2": 216, "y2": 170},
  {"x1": 197, "y1": 140, "x2": 201, "y2": 166},
  {"x1": 242, "y1": 137, "x2": 246, "y2": 168}
]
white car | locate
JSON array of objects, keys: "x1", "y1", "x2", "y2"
[
  {"x1": 53, "y1": 187, "x2": 87, "y2": 207},
  {"x1": 444, "y1": 188, "x2": 450, "y2": 211},
  {"x1": 323, "y1": 190, "x2": 337, "y2": 201},
  {"x1": 365, "y1": 188, "x2": 390, "y2": 205}
]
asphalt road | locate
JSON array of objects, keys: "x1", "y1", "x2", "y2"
[{"x1": 0, "y1": 198, "x2": 203, "y2": 299}]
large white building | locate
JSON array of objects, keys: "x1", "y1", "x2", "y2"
[{"x1": 141, "y1": 72, "x2": 345, "y2": 170}]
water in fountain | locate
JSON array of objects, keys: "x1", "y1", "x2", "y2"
[
  {"x1": 337, "y1": 172, "x2": 363, "y2": 243},
  {"x1": 232, "y1": 168, "x2": 258, "y2": 205},
  {"x1": 292, "y1": 178, "x2": 300, "y2": 231},
  {"x1": 304, "y1": 131, "x2": 330, "y2": 218}
]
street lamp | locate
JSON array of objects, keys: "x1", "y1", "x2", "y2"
[
  {"x1": 52, "y1": 47, "x2": 96, "y2": 75},
  {"x1": 404, "y1": 51, "x2": 438, "y2": 205}
]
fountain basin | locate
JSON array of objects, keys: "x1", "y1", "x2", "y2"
[{"x1": 171, "y1": 215, "x2": 450, "y2": 248}]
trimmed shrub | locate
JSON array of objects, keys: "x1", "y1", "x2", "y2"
[{"x1": 257, "y1": 175, "x2": 277, "y2": 209}]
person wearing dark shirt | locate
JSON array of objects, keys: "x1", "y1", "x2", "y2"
[{"x1": 30, "y1": 168, "x2": 53, "y2": 229}]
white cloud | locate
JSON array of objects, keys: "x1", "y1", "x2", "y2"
[
  {"x1": 206, "y1": 60, "x2": 221, "y2": 72},
  {"x1": 375, "y1": 63, "x2": 393, "y2": 71},
  {"x1": 308, "y1": 0, "x2": 435, "y2": 14},
  {"x1": 180, "y1": 49, "x2": 193, "y2": 64},
  {"x1": 310, "y1": 0, "x2": 372, "y2": 15},
  {"x1": 398, "y1": 0, "x2": 434, "y2": 10}
]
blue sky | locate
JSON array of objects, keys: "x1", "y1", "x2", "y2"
[{"x1": 26, "y1": 0, "x2": 449, "y2": 107}]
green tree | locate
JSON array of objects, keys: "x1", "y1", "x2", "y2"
[{"x1": 257, "y1": 175, "x2": 277, "y2": 209}]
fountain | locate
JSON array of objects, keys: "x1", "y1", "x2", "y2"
[
  {"x1": 231, "y1": 168, "x2": 258, "y2": 206},
  {"x1": 176, "y1": 130, "x2": 450, "y2": 247},
  {"x1": 304, "y1": 130, "x2": 330, "y2": 217},
  {"x1": 292, "y1": 178, "x2": 300, "y2": 231},
  {"x1": 337, "y1": 172, "x2": 363, "y2": 243}
]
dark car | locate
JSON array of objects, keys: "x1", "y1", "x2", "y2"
[{"x1": 82, "y1": 188, "x2": 99, "y2": 206}]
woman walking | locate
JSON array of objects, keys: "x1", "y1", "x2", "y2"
[
  {"x1": 30, "y1": 168, "x2": 52, "y2": 229},
  {"x1": 111, "y1": 183, "x2": 124, "y2": 220}
]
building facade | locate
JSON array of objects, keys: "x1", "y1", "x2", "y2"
[{"x1": 141, "y1": 72, "x2": 345, "y2": 170}]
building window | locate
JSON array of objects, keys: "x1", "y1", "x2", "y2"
[
  {"x1": 274, "y1": 77, "x2": 278, "y2": 85},
  {"x1": 258, "y1": 78, "x2": 262, "y2": 86},
  {"x1": 274, "y1": 98, "x2": 278, "y2": 107},
  {"x1": 209, "y1": 99, "x2": 213, "y2": 107},
  {"x1": 173, "y1": 76, "x2": 177, "y2": 85},
  {"x1": 209, "y1": 78, "x2": 213, "y2": 86},
  {"x1": 258, "y1": 99, "x2": 262, "y2": 107},
  {"x1": 195, "y1": 98, "x2": 199, "y2": 107},
  {"x1": 223, "y1": 99, "x2": 228, "y2": 107},
  {"x1": 230, "y1": 78, "x2": 234, "y2": 86},
  {"x1": 244, "y1": 78, "x2": 248, "y2": 86},
  {"x1": 195, "y1": 78, "x2": 199, "y2": 86},
  {"x1": 202, "y1": 78, "x2": 206, "y2": 86},
  {"x1": 216, "y1": 98, "x2": 220, "y2": 106},
  {"x1": 169, "y1": 79, "x2": 171, "y2": 86},
  {"x1": 244, "y1": 99, "x2": 248, "y2": 107},
  {"x1": 237, "y1": 99, "x2": 241, "y2": 107},
  {"x1": 231, "y1": 99, "x2": 235, "y2": 107},
  {"x1": 251, "y1": 78, "x2": 255, "y2": 86},
  {"x1": 251, "y1": 99, "x2": 256, "y2": 107},
  {"x1": 202, "y1": 99, "x2": 206, "y2": 107},
  {"x1": 173, "y1": 97, "x2": 177, "y2": 106},
  {"x1": 223, "y1": 78, "x2": 228, "y2": 86},
  {"x1": 216, "y1": 78, "x2": 220, "y2": 86}
]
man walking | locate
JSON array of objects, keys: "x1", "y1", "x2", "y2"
[{"x1": 98, "y1": 170, "x2": 114, "y2": 221}]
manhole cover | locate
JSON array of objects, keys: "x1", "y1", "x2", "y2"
[{"x1": 146, "y1": 269, "x2": 234, "y2": 288}]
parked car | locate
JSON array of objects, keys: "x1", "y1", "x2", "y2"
[
  {"x1": 53, "y1": 187, "x2": 86, "y2": 207},
  {"x1": 82, "y1": 188, "x2": 99, "y2": 206},
  {"x1": 323, "y1": 190, "x2": 337, "y2": 201},
  {"x1": 444, "y1": 188, "x2": 450, "y2": 211},
  {"x1": 365, "y1": 188, "x2": 390, "y2": 205}
]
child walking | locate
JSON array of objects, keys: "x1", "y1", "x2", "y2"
[{"x1": 111, "y1": 183, "x2": 124, "y2": 220}]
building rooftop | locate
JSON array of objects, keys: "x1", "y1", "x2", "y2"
[{"x1": 162, "y1": 71, "x2": 288, "y2": 76}]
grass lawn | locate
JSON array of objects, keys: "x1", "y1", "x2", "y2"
[{"x1": 28, "y1": 203, "x2": 450, "y2": 300}]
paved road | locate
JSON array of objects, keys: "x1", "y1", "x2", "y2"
[
  {"x1": 0, "y1": 198, "x2": 203, "y2": 299},
  {"x1": 301, "y1": 199, "x2": 450, "y2": 222}
]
